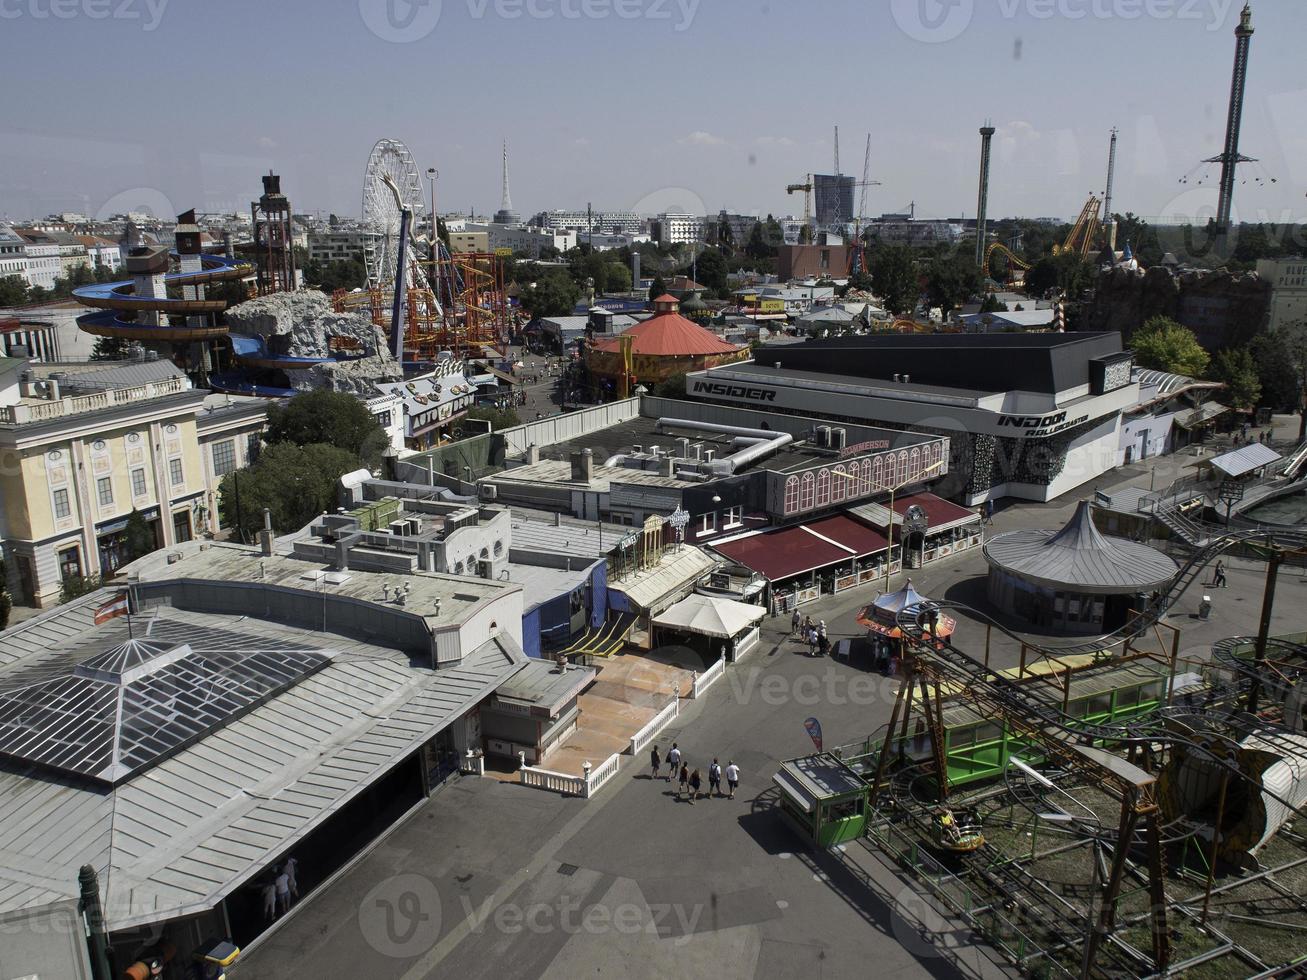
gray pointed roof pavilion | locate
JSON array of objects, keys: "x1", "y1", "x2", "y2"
[{"x1": 983, "y1": 501, "x2": 1177, "y2": 593}]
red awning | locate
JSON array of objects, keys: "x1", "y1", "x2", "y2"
[
  {"x1": 856, "y1": 491, "x2": 979, "y2": 534},
  {"x1": 711, "y1": 515, "x2": 889, "y2": 583}
]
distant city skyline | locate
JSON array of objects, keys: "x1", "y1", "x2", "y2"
[{"x1": 1, "y1": 0, "x2": 1304, "y2": 230}]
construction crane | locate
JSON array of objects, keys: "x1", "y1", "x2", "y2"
[
  {"x1": 849, "y1": 134, "x2": 882, "y2": 276},
  {"x1": 1052, "y1": 195, "x2": 1103, "y2": 258},
  {"x1": 786, "y1": 176, "x2": 814, "y2": 240}
]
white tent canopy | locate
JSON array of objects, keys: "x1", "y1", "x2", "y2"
[{"x1": 653, "y1": 594, "x2": 765, "y2": 639}]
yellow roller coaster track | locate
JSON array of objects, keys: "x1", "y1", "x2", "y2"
[
  {"x1": 1052, "y1": 195, "x2": 1102, "y2": 259},
  {"x1": 983, "y1": 242, "x2": 1031, "y2": 280}
]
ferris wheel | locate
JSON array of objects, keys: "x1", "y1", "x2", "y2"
[{"x1": 361, "y1": 138, "x2": 430, "y2": 292}]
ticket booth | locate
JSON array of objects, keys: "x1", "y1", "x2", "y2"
[{"x1": 772, "y1": 753, "x2": 870, "y2": 848}]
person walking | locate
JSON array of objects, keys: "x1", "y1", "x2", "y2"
[
  {"x1": 818, "y1": 620, "x2": 828, "y2": 644},
  {"x1": 261, "y1": 880, "x2": 277, "y2": 923},
  {"x1": 678, "y1": 763, "x2": 690, "y2": 800},
  {"x1": 806, "y1": 626, "x2": 816, "y2": 657},
  {"x1": 709, "y1": 758, "x2": 722, "y2": 797},
  {"x1": 650, "y1": 745, "x2": 661, "y2": 780},
  {"x1": 283, "y1": 856, "x2": 300, "y2": 901},
  {"x1": 688, "y1": 768, "x2": 702, "y2": 803},
  {"x1": 1213, "y1": 560, "x2": 1228, "y2": 588},
  {"x1": 725, "y1": 760, "x2": 740, "y2": 799},
  {"x1": 274, "y1": 866, "x2": 292, "y2": 916},
  {"x1": 666, "y1": 743, "x2": 681, "y2": 782},
  {"x1": 791, "y1": 608, "x2": 801, "y2": 636}
]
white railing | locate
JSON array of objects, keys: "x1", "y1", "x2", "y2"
[
  {"x1": 460, "y1": 751, "x2": 486, "y2": 776},
  {"x1": 519, "y1": 765, "x2": 586, "y2": 796},
  {"x1": 584, "y1": 752, "x2": 622, "y2": 797},
  {"x1": 692, "y1": 655, "x2": 727, "y2": 698},
  {"x1": 735, "y1": 627, "x2": 761, "y2": 661},
  {"x1": 629, "y1": 695, "x2": 680, "y2": 755},
  {"x1": 0, "y1": 377, "x2": 190, "y2": 425}
]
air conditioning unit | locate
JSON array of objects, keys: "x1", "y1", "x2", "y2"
[
  {"x1": 817, "y1": 426, "x2": 831, "y2": 448},
  {"x1": 479, "y1": 484, "x2": 498, "y2": 501},
  {"x1": 831, "y1": 428, "x2": 847, "y2": 451},
  {"x1": 478, "y1": 560, "x2": 494, "y2": 580}
]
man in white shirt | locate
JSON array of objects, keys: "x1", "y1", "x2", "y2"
[{"x1": 725, "y1": 761, "x2": 740, "y2": 799}]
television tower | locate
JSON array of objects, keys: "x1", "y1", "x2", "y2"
[
  {"x1": 493, "y1": 140, "x2": 519, "y2": 225},
  {"x1": 975, "y1": 122, "x2": 996, "y2": 268},
  {"x1": 1208, "y1": 3, "x2": 1255, "y2": 234}
]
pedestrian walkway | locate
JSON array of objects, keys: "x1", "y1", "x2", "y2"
[{"x1": 533, "y1": 652, "x2": 695, "y2": 777}]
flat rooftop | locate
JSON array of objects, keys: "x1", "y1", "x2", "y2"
[
  {"x1": 521, "y1": 415, "x2": 847, "y2": 475},
  {"x1": 133, "y1": 543, "x2": 519, "y2": 629}
]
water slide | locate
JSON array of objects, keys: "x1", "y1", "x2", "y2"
[{"x1": 73, "y1": 252, "x2": 254, "y2": 343}]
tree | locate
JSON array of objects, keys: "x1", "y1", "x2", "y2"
[
  {"x1": 1209, "y1": 348, "x2": 1261, "y2": 410},
  {"x1": 648, "y1": 276, "x2": 668, "y2": 304},
  {"x1": 979, "y1": 293, "x2": 1009, "y2": 314},
  {"x1": 60, "y1": 574, "x2": 103, "y2": 604},
  {"x1": 652, "y1": 373, "x2": 687, "y2": 398},
  {"x1": 1025, "y1": 253, "x2": 1094, "y2": 298},
  {"x1": 266, "y1": 389, "x2": 389, "y2": 468},
  {"x1": 1277, "y1": 321, "x2": 1307, "y2": 440},
  {"x1": 91, "y1": 336, "x2": 131, "y2": 360},
  {"x1": 1130, "y1": 317, "x2": 1210, "y2": 377},
  {"x1": 218, "y1": 442, "x2": 359, "y2": 538},
  {"x1": 605, "y1": 261, "x2": 632, "y2": 294},
  {"x1": 925, "y1": 255, "x2": 981, "y2": 321},
  {"x1": 465, "y1": 405, "x2": 521, "y2": 431},
  {"x1": 301, "y1": 256, "x2": 367, "y2": 293},
  {"x1": 124, "y1": 509, "x2": 158, "y2": 561},
  {"x1": 869, "y1": 245, "x2": 919, "y2": 316},
  {"x1": 687, "y1": 249, "x2": 728, "y2": 292},
  {"x1": 0, "y1": 275, "x2": 27, "y2": 307},
  {"x1": 519, "y1": 272, "x2": 580, "y2": 318},
  {"x1": 1250, "y1": 332, "x2": 1299, "y2": 411}
]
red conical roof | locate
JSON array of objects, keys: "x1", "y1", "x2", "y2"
[{"x1": 593, "y1": 302, "x2": 741, "y2": 357}]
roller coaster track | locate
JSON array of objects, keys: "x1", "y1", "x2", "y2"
[{"x1": 982, "y1": 242, "x2": 1032, "y2": 280}]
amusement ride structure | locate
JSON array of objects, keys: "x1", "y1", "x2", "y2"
[
  {"x1": 779, "y1": 513, "x2": 1307, "y2": 978},
  {"x1": 333, "y1": 138, "x2": 511, "y2": 368}
]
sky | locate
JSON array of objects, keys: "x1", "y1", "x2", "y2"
[{"x1": 2, "y1": 0, "x2": 1305, "y2": 229}]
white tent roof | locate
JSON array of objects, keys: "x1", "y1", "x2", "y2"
[{"x1": 652, "y1": 593, "x2": 765, "y2": 639}]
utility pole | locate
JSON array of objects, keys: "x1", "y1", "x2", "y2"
[{"x1": 1247, "y1": 539, "x2": 1283, "y2": 715}]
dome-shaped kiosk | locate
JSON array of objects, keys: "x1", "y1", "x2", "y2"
[{"x1": 983, "y1": 500, "x2": 1177, "y2": 634}]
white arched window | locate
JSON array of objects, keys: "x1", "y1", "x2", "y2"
[
  {"x1": 784, "y1": 476, "x2": 800, "y2": 515},
  {"x1": 800, "y1": 471, "x2": 815, "y2": 512},
  {"x1": 909, "y1": 447, "x2": 921, "y2": 481},
  {"x1": 816, "y1": 469, "x2": 831, "y2": 508}
]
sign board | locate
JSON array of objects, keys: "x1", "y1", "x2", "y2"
[
  {"x1": 494, "y1": 247, "x2": 513, "y2": 257},
  {"x1": 759, "y1": 299, "x2": 786, "y2": 313},
  {"x1": 803, "y1": 717, "x2": 823, "y2": 752}
]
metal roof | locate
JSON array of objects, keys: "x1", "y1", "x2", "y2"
[
  {"x1": 610, "y1": 546, "x2": 717, "y2": 612},
  {"x1": 1135, "y1": 368, "x2": 1195, "y2": 396},
  {"x1": 983, "y1": 501, "x2": 1177, "y2": 593},
  {"x1": 1207, "y1": 442, "x2": 1282, "y2": 478},
  {"x1": 0, "y1": 604, "x2": 523, "y2": 929}
]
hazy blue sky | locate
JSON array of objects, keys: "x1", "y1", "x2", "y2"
[{"x1": 2, "y1": 0, "x2": 1304, "y2": 228}]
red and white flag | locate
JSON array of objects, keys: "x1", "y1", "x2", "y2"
[{"x1": 94, "y1": 592, "x2": 130, "y2": 625}]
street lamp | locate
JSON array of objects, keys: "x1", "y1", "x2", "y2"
[{"x1": 833, "y1": 457, "x2": 946, "y2": 592}]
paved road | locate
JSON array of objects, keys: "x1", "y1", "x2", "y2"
[{"x1": 236, "y1": 423, "x2": 1307, "y2": 980}]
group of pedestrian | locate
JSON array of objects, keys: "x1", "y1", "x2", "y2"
[
  {"x1": 649, "y1": 742, "x2": 739, "y2": 803},
  {"x1": 790, "y1": 611, "x2": 829, "y2": 657},
  {"x1": 259, "y1": 856, "x2": 300, "y2": 923},
  {"x1": 870, "y1": 636, "x2": 900, "y2": 676},
  {"x1": 1232, "y1": 425, "x2": 1272, "y2": 448}
]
